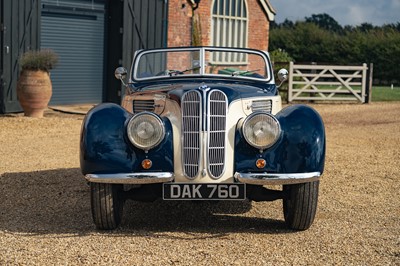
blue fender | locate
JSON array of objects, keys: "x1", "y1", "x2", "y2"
[
  {"x1": 235, "y1": 105, "x2": 326, "y2": 174},
  {"x1": 80, "y1": 103, "x2": 173, "y2": 175}
]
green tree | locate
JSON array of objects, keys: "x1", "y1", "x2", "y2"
[
  {"x1": 305, "y1": 13, "x2": 343, "y2": 33},
  {"x1": 269, "y1": 14, "x2": 400, "y2": 85},
  {"x1": 270, "y1": 21, "x2": 339, "y2": 62}
]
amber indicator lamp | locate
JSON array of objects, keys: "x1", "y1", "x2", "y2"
[
  {"x1": 256, "y1": 158, "x2": 266, "y2": 169},
  {"x1": 142, "y1": 159, "x2": 152, "y2": 169}
]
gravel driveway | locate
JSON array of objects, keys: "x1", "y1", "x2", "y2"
[{"x1": 0, "y1": 102, "x2": 399, "y2": 265}]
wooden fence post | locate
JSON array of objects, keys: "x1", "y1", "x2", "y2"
[
  {"x1": 288, "y1": 61, "x2": 293, "y2": 103},
  {"x1": 366, "y1": 63, "x2": 374, "y2": 104}
]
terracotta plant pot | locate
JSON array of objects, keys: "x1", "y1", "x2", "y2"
[{"x1": 17, "y1": 70, "x2": 52, "y2": 118}]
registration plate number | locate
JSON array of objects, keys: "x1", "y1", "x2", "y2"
[{"x1": 163, "y1": 183, "x2": 246, "y2": 200}]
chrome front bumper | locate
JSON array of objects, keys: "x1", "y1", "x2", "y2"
[
  {"x1": 85, "y1": 171, "x2": 320, "y2": 185},
  {"x1": 234, "y1": 172, "x2": 320, "y2": 185},
  {"x1": 85, "y1": 172, "x2": 174, "y2": 184}
]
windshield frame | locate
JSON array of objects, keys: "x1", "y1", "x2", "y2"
[{"x1": 130, "y1": 46, "x2": 274, "y2": 84}]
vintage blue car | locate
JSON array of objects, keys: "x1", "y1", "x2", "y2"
[{"x1": 80, "y1": 47, "x2": 325, "y2": 230}]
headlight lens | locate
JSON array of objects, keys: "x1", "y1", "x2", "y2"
[
  {"x1": 127, "y1": 112, "x2": 165, "y2": 150},
  {"x1": 242, "y1": 112, "x2": 281, "y2": 150}
]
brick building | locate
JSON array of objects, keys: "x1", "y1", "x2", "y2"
[
  {"x1": 167, "y1": 0, "x2": 276, "y2": 50},
  {"x1": 1, "y1": 0, "x2": 276, "y2": 113}
]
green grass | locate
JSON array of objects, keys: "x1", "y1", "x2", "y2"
[
  {"x1": 279, "y1": 85, "x2": 400, "y2": 102},
  {"x1": 372, "y1": 86, "x2": 400, "y2": 101}
]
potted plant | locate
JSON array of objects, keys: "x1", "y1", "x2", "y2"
[{"x1": 17, "y1": 49, "x2": 58, "y2": 117}]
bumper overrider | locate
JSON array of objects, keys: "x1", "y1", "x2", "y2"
[{"x1": 85, "y1": 171, "x2": 320, "y2": 185}]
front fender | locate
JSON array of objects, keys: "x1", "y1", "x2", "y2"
[
  {"x1": 80, "y1": 103, "x2": 173, "y2": 175},
  {"x1": 235, "y1": 105, "x2": 326, "y2": 174}
]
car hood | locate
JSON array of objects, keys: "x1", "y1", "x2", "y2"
[{"x1": 132, "y1": 81, "x2": 277, "y2": 105}]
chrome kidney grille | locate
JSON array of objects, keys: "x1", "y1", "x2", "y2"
[
  {"x1": 181, "y1": 89, "x2": 227, "y2": 179},
  {"x1": 207, "y1": 90, "x2": 227, "y2": 178},
  {"x1": 181, "y1": 91, "x2": 202, "y2": 178}
]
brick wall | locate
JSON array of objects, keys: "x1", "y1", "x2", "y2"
[
  {"x1": 167, "y1": 0, "x2": 192, "y2": 47},
  {"x1": 167, "y1": 0, "x2": 270, "y2": 51},
  {"x1": 247, "y1": 0, "x2": 270, "y2": 51}
]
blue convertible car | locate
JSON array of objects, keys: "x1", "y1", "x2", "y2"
[{"x1": 80, "y1": 47, "x2": 325, "y2": 230}]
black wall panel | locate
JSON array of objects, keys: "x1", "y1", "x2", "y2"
[
  {"x1": 0, "y1": 0, "x2": 168, "y2": 111},
  {"x1": 0, "y1": 0, "x2": 40, "y2": 113}
]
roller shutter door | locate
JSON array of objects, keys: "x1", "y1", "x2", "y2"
[{"x1": 41, "y1": 1, "x2": 105, "y2": 105}]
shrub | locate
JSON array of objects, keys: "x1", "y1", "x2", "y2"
[{"x1": 19, "y1": 49, "x2": 58, "y2": 72}]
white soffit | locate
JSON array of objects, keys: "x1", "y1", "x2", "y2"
[{"x1": 259, "y1": 0, "x2": 276, "y2": 21}]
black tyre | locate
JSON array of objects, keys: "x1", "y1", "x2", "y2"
[
  {"x1": 90, "y1": 182, "x2": 124, "y2": 230},
  {"x1": 283, "y1": 181, "x2": 319, "y2": 230}
]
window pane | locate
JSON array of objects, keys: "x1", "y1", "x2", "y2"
[
  {"x1": 211, "y1": 0, "x2": 248, "y2": 63},
  {"x1": 231, "y1": 0, "x2": 237, "y2": 16},
  {"x1": 219, "y1": 0, "x2": 223, "y2": 14},
  {"x1": 136, "y1": 51, "x2": 199, "y2": 78},
  {"x1": 225, "y1": 0, "x2": 230, "y2": 16},
  {"x1": 213, "y1": 0, "x2": 218, "y2": 14},
  {"x1": 205, "y1": 50, "x2": 267, "y2": 79}
]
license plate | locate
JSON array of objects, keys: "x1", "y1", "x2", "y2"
[{"x1": 163, "y1": 183, "x2": 246, "y2": 200}]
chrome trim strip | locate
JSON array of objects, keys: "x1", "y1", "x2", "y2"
[
  {"x1": 234, "y1": 172, "x2": 320, "y2": 185},
  {"x1": 85, "y1": 172, "x2": 174, "y2": 184}
]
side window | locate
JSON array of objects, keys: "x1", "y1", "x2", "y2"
[{"x1": 211, "y1": 0, "x2": 248, "y2": 64}]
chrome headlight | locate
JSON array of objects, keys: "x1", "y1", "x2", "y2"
[
  {"x1": 242, "y1": 112, "x2": 281, "y2": 150},
  {"x1": 127, "y1": 112, "x2": 165, "y2": 150}
]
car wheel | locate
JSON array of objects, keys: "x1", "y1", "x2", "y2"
[
  {"x1": 283, "y1": 181, "x2": 319, "y2": 230},
  {"x1": 90, "y1": 182, "x2": 124, "y2": 230}
]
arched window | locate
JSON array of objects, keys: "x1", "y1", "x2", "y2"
[{"x1": 211, "y1": 0, "x2": 248, "y2": 63}]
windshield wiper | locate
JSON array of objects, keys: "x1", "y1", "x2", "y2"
[
  {"x1": 158, "y1": 66, "x2": 201, "y2": 76},
  {"x1": 232, "y1": 68, "x2": 261, "y2": 76},
  {"x1": 179, "y1": 65, "x2": 202, "y2": 74}
]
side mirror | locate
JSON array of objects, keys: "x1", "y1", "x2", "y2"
[
  {"x1": 277, "y1": 68, "x2": 288, "y2": 82},
  {"x1": 276, "y1": 68, "x2": 289, "y2": 88},
  {"x1": 115, "y1": 67, "x2": 127, "y2": 86}
]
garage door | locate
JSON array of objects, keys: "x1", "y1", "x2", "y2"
[{"x1": 41, "y1": 0, "x2": 105, "y2": 105}]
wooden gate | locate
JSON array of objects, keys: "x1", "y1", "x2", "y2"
[{"x1": 288, "y1": 62, "x2": 369, "y2": 103}]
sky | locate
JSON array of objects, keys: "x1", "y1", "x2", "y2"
[{"x1": 269, "y1": 0, "x2": 400, "y2": 26}]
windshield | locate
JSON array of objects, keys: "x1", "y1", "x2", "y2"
[{"x1": 132, "y1": 47, "x2": 271, "y2": 81}]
